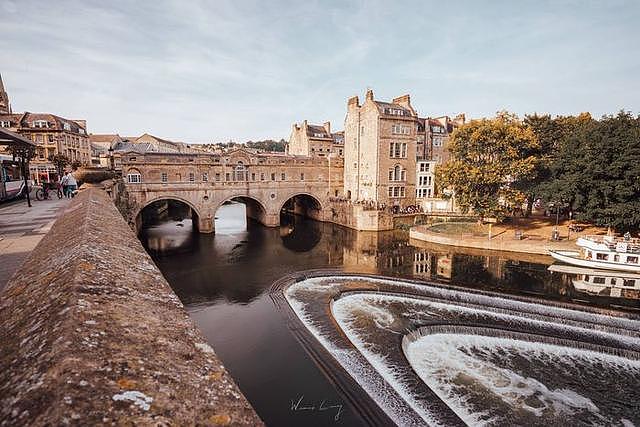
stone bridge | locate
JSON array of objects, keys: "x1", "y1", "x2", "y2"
[{"x1": 119, "y1": 148, "x2": 344, "y2": 233}]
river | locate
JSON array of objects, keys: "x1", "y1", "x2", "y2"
[{"x1": 139, "y1": 202, "x2": 639, "y2": 426}]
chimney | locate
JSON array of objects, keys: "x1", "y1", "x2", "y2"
[
  {"x1": 454, "y1": 113, "x2": 466, "y2": 125},
  {"x1": 323, "y1": 121, "x2": 331, "y2": 134},
  {"x1": 392, "y1": 94, "x2": 411, "y2": 108},
  {"x1": 365, "y1": 89, "x2": 374, "y2": 101},
  {"x1": 347, "y1": 95, "x2": 360, "y2": 108}
]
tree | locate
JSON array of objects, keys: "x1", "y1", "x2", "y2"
[
  {"x1": 48, "y1": 153, "x2": 70, "y2": 176},
  {"x1": 436, "y1": 112, "x2": 539, "y2": 221},
  {"x1": 71, "y1": 160, "x2": 82, "y2": 170},
  {"x1": 537, "y1": 111, "x2": 640, "y2": 231}
]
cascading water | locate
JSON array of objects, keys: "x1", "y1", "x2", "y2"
[{"x1": 282, "y1": 274, "x2": 640, "y2": 426}]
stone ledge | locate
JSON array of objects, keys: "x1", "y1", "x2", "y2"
[{"x1": 0, "y1": 187, "x2": 263, "y2": 426}]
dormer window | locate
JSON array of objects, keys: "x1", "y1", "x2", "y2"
[
  {"x1": 63, "y1": 122, "x2": 71, "y2": 131},
  {"x1": 33, "y1": 120, "x2": 49, "y2": 128},
  {"x1": 79, "y1": 128, "x2": 85, "y2": 135},
  {"x1": 0, "y1": 120, "x2": 10, "y2": 128},
  {"x1": 313, "y1": 133, "x2": 325, "y2": 137}
]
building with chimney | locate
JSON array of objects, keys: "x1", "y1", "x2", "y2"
[
  {"x1": 343, "y1": 89, "x2": 464, "y2": 212},
  {"x1": 344, "y1": 89, "x2": 418, "y2": 208},
  {"x1": 288, "y1": 120, "x2": 344, "y2": 157}
]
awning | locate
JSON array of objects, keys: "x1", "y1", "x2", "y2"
[{"x1": 0, "y1": 127, "x2": 36, "y2": 149}]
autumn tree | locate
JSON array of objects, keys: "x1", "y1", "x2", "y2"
[{"x1": 436, "y1": 112, "x2": 539, "y2": 221}]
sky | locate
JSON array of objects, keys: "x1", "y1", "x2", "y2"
[{"x1": 1, "y1": 0, "x2": 639, "y2": 143}]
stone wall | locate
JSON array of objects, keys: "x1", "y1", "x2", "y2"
[{"x1": 0, "y1": 187, "x2": 263, "y2": 426}]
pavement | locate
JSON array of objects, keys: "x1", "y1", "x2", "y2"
[{"x1": 0, "y1": 195, "x2": 70, "y2": 292}]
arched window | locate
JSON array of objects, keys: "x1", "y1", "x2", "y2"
[
  {"x1": 233, "y1": 161, "x2": 246, "y2": 181},
  {"x1": 389, "y1": 165, "x2": 404, "y2": 182},
  {"x1": 126, "y1": 168, "x2": 142, "y2": 183}
]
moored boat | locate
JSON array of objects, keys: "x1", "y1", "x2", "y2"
[
  {"x1": 548, "y1": 235, "x2": 640, "y2": 273},
  {"x1": 548, "y1": 264, "x2": 640, "y2": 298}
]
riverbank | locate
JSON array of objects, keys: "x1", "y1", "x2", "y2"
[{"x1": 409, "y1": 219, "x2": 605, "y2": 255}]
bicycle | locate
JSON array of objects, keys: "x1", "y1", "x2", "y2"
[{"x1": 35, "y1": 182, "x2": 63, "y2": 201}]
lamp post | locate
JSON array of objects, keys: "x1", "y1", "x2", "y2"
[{"x1": 108, "y1": 147, "x2": 114, "y2": 171}]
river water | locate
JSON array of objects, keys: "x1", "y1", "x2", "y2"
[{"x1": 139, "y1": 202, "x2": 639, "y2": 426}]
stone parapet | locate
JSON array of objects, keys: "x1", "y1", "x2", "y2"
[{"x1": 0, "y1": 187, "x2": 263, "y2": 426}]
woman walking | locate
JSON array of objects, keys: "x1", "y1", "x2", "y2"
[{"x1": 60, "y1": 172, "x2": 69, "y2": 198}]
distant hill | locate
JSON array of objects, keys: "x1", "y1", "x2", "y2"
[{"x1": 197, "y1": 139, "x2": 286, "y2": 152}]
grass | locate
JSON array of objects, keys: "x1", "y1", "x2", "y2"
[{"x1": 427, "y1": 222, "x2": 487, "y2": 236}]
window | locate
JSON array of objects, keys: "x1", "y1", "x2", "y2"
[
  {"x1": 215, "y1": 173, "x2": 221, "y2": 181},
  {"x1": 127, "y1": 173, "x2": 141, "y2": 183},
  {"x1": 63, "y1": 122, "x2": 71, "y2": 131},
  {"x1": 79, "y1": 128, "x2": 85, "y2": 135},
  {"x1": 392, "y1": 124, "x2": 411, "y2": 135},
  {"x1": 390, "y1": 142, "x2": 407, "y2": 158},
  {"x1": 281, "y1": 173, "x2": 286, "y2": 180},
  {"x1": 623, "y1": 279, "x2": 635, "y2": 287},
  {"x1": 628, "y1": 256, "x2": 639, "y2": 264},
  {"x1": 233, "y1": 162, "x2": 246, "y2": 181},
  {"x1": 419, "y1": 163, "x2": 430, "y2": 172},
  {"x1": 300, "y1": 173, "x2": 305, "y2": 180},
  {"x1": 0, "y1": 120, "x2": 10, "y2": 127},
  {"x1": 388, "y1": 186, "x2": 405, "y2": 198},
  {"x1": 225, "y1": 172, "x2": 230, "y2": 181},
  {"x1": 33, "y1": 120, "x2": 48, "y2": 128},
  {"x1": 251, "y1": 173, "x2": 256, "y2": 181},
  {"x1": 202, "y1": 172, "x2": 208, "y2": 182},
  {"x1": 593, "y1": 277, "x2": 606, "y2": 284},
  {"x1": 189, "y1": 172, "x2": 195, "y2": 182},
  {"x1": 596, "y1": 253, "x2": 608, "y2": 261},
  {"x1": 271, "y1": 173, "x2": 276, "y2": 181},
  {"x1": 260, "y1": 173, "x2": 265, "y2": 181},
  {"x1": 433, "y1": 137, "x2": 443, "y2": 147},
  {"x1": 161, "y1": 172, "x2": 168, "y2": 183}
]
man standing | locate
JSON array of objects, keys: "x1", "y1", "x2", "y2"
[
  {"x1": 60, "y1": 171, "x2": 69, "y2": 198},
  {"x1": 66, "y1": 171, "x2": 77, "y2": 198}
]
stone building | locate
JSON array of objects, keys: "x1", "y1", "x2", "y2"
[
  {"x1": 288, "y1": 120, "x2": 344, "y2": 157},
  {"x1": 0, "y1": 75, "x2": 90, "y2": 182},
  {"x1": 0, "y1": 74, "x2": 10, "y2": 114},
  {"x1": 89, "y1": 134, "x2": 123, "y2": 167},
  {"x1": 344, "y1": 89, "x2": 418, "y2": 209},
  {"x1": 0, "y1": 112, "x2": 90, "y2": 182}
]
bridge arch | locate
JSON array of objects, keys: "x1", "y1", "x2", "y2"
[
  {"x1": 279, "y1": 192, "x2": 324, "y2": 222},
  {"x1": 134, "y1": 196, "x2": 203, "y2": 234},
  {"x1": 214, "y1": 194, "x2": 272, "y2": 228}
]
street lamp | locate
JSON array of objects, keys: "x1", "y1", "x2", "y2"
[{"x1": 108, "y1": 147, "x2": 114, "y2": 171}]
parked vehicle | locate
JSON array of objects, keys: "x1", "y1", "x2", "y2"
[{"x1": 0, "y1": 154, "x2": 32, "y2": 202}]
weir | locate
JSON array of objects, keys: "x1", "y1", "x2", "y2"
[{"x1": 0, "y1": 187, "x2": 262, "y2": 425}]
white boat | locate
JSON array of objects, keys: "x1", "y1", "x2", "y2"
[
  {"x1": 547, "y1": 264, "x2": 640, "y2": 298},
  {"x1": 548, "y1": 235, "x2": 640, "y2": 273}
]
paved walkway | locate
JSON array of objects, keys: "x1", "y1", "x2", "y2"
[{"x1": 0, "y1": 196, "x2": 70, "y2": 292}]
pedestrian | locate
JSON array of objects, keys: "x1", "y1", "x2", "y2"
[
  {"x1": 66, "y1": 170, "x2": 77, "y2": 198},
  {"x1": 61, "y1": 171, "x2": 69, "y2": 198}
]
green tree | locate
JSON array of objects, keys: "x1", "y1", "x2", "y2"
[
  {"x1": 437, "y1": 112, "x2": 539, "y2": 221},
  {"x1": 538, "y1": 111, "x2": 640, "y2": 231}
]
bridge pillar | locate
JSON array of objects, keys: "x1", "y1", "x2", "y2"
[
  {"x1": 262, "y1": 213, "x2": 280, "y2": 227},
  {"x1": 197, "y1": 215, "x2": 215, "y2": 234}
]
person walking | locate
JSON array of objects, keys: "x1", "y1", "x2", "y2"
[
  {"x1": 60, "y1": 171, "x2": 69, "y2": 198},
  {"x1": 66, "y1": 170, "x2": 77, "y2": 198}
]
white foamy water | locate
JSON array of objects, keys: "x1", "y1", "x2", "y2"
[
  {"x1": 284, "y1": 275, "x2": 640, "y2": 426},
  {"x1": 404, "y1": 333, "x2": 640, "y2": 425}
]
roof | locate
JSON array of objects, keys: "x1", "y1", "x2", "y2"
[
  {"x1": 0, "y1": 127, "x2": 36, "y2": 149},
  {"x1": 374, "y1": 101, "x2": 413, "y2": 117},
  {"x1": 305, "y1": 124, "x2": 332, "y2": 139},
  {"x1": 0, "y1": 112, "x2": 87, "y2": 134}
]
